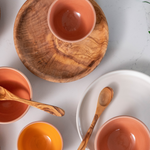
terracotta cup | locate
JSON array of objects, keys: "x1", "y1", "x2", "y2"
[
  {"x1": 47, "y1": 0, "x2": 96, "y2": 43},
  {"x1": 94, "y1": 116, "x2": 150, "y2": 150},
  {"x1": 0, "y1": 67, "x2": 32, "y2": 124},
  {"x1": 18, "y1": 122, "x2": 63, "y2": 150}
]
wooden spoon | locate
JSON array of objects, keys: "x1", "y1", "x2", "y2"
[
  {"x1": 0, "y1": 86, "x2": 65, "y2": 117},
  {"x1": 78, "y1": 87, "x2": 114, "y2": 150}
]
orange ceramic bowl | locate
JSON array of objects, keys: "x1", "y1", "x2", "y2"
[
  {"x1": 18, "y1": 122, "x2": 63, "y2": 150},
  {"x1": 47, "y1": 0, "x2": 96, "y2": 43},
  {"x1": 0, "y1": 67, "x2": 32, "y2": 124},
  {"x1": 94, "y1": 116, "x2": 150, "y2": 150}
]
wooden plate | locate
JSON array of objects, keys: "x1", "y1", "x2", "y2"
[{"x1": 14, "y1": 0, "x2": 109, "y2": 83}]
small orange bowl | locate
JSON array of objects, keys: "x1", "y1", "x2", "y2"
[
  {"x1": 94, "y1": 116, "x2": 150, "y2": 150},
  {"x1": 47, "y1": 0, "x2": 96, "y2": 43},
  {"x1": 18, "y1": 122, "x2": 63, "y2": 150},
  {"x1": 0, "y1": 67, "x2": 32, "y2": 124}
]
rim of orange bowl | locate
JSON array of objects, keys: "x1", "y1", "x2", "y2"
[
  {"x1": 17, "y1": 121, "x2": 63, "y2": 150},
  {"x1": 94, "y1": 115, "x2": 150, "y2": 150},
  {"x1": 0, "y1": 66, "x2": 32, "y2": 124},
  {"x1": 47, "y1": 0, "x2": 96, "y2": 43}
]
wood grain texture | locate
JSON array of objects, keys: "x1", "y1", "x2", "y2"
[
  {"x1": 78, "y1": 114, "x2": 99, "y2": 150},
  {"x1": 0, "y1": 86, "x2": 65, "y2": 117},
  {"x1": 14, "y1": 0, "x2": 109, "y2": 82},
  {"x1": 78, "y1": 87, "x2": 114, "y2": 150}
]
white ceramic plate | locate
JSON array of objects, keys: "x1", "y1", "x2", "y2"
[{"x1": 76, "y1": 70, "x2": 150, "y2": 150}]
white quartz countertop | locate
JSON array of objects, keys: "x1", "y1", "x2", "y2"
[{"x1": 0, "y1": 0, "x2": 150, "y2": 150}]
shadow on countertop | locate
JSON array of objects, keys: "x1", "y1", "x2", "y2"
[{"x1": 0, "y1": 0, "x2": 22, "y2": 36}]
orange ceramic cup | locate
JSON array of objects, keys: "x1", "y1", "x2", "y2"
[
  {"x1": 0, "y1": 67, "x2": 32, "y2": 124},
  {"x1": 94, "y1": 116, "x2": 150, "y2": 150},
  {"x1": 18, "y1": 122, "x2": 63, "y2": 150},
  {"x1": 47, "y1": 0, "x2": 96, "y2": 43}
]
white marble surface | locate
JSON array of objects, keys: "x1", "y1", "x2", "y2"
[{"x1": 0, "y1": 0, "x2": 150, "y2": 150}]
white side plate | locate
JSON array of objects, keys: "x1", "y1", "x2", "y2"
[{"x1": 76, "y1": 70, "x2": 150, "y2": 150}]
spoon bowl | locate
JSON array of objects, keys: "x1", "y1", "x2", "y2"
[{"x1": 98, "y1": 87, "x2": 113, "y2": 106}]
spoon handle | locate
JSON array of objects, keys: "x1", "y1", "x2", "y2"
[
  {"x1": 77, "y1": 114, "x2": 99, "y2": 150},
  {"x1": 0, "y1": 86, "x2": 65, "y2": 117},
  {"x1": 18, "y1": 98, "x2": 65, "y2": 117}
]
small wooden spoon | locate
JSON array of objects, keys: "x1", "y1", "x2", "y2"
[
  {"x1": 78, "y1": 87, "x2": 114, "y2": 150},
  {"x1": 0, "y1": 86, "x2": 65, "y2": 117}
]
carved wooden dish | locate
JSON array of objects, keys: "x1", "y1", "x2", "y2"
[{"x1": 14, "y1": 0, "x2": 109, "y2": 83}]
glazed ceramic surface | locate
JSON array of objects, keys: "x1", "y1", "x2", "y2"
[
  {"x1": 47, "y1": 0, "x2": 96, "y2": 43},
  {"x1": 0, "y1": 67, "x2": 32, "y2": 123},
  {"x1": 94, "y1": 116, "x2": 150, "y2": 150},
  {"x1": 18, "y1": 122, "x2": 63, "y2": 150},
  {"x1": 76, "y1": 70, "x2": 150, "y2": 150}
]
